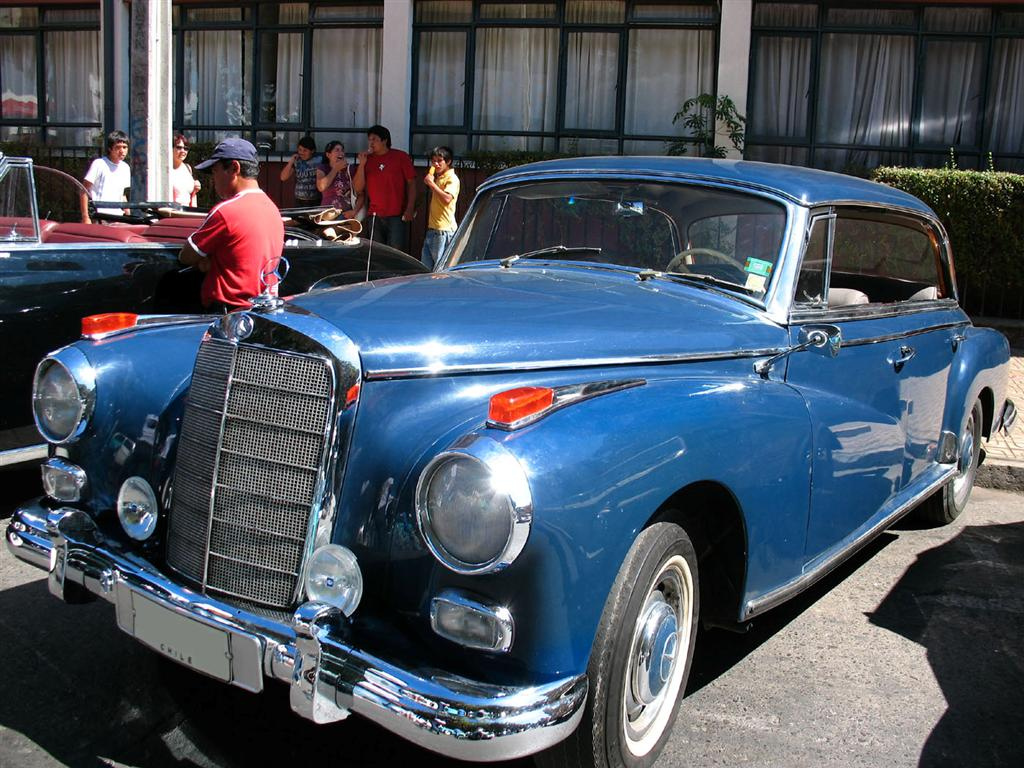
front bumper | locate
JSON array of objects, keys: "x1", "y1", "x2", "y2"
[{"x1": 6, "y1": 502, "x2": 587, "y2": 762}]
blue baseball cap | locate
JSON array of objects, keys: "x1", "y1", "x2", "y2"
[{"x1": 195, "y1": 138, "x2": 258, "y2": 170}]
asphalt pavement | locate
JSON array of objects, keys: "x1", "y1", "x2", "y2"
[{"x1": 2, "y1": 441, "x2": 1023, "y2": 767}]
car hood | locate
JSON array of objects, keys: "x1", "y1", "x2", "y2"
[{"x1": 287, "y1": 265, "x2": 786, "y2": 376}]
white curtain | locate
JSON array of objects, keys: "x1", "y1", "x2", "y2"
[
  {"x1": 311, "y1": 28, "x2": 382, "y2": 129},
  {"x1": 987, "y1": 39, "x2": 1024, "y2": 154},
  {"x1": 751, "y1": 35, "x2": 810, "y2": 139},
  {"x1": 624, "y1": 28, "x2": 714, "y2": 136},
  {"x1": 564, "y1": 32, "x2": 617, "y2": 131},
  {"x1": 473, "y1": 27, "x2": 558, "y2": 150},
  {"x1": 417, "y1": 31, "x2": 466, "y2": 126},
  {"x1": 271, "y1": 5, "x2": 307, "y2": 124},
  {"x1": 815, "y1": 32, "x2": 914, "y2": 167},
  {"x1": 184, "y1": 30, "x2": 253, "y2": 139},
  {"x1": 44, "y1": 28, "x2": 101, "y2": 146},
  {"x1": 919, "y1": 39, "x2": 983, "y2": 147},
  {"x1": 1, "y1": 35, "x2": 36, "y2": 121}
]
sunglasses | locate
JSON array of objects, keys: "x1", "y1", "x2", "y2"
[{"x1": 173, "y1": 145, "x2": 188, "y2": 150}]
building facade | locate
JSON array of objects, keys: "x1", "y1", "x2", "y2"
[{"x1": 1, "y1": 0, "x2": 1022, "y2": 173}]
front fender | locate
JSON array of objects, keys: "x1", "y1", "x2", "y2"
[
  {"x1": 394, "y1": 370, "x2": 812, "y2": 680},
  {"x1": 52, "y1": 320, "x2": 212, "y2": 511}
]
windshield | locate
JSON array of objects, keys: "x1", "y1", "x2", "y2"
[
  {"x1": 0, "y1": 160, "x2": 39, "y2": 241},
  {"x1": 446, "y1": 179, "x2": 788, "y2": 298}
]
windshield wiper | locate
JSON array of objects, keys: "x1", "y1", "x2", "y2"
[
  {"x1": 640, "y1": 269, "x2": 750, "y2": 294},
  {"x1": 500, "y1": 245, "x2": 602, "y2": 268}
]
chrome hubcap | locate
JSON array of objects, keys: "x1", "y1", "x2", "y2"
[
  {"x1": 953, "y1": 410, "x2": 977, "y2": 503},
  {"x1": 622, "y1": 554, "x2": 693, "y2": 757}
]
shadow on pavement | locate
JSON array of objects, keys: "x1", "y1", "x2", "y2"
[
  {"x1": 686, "y1": 532, "x2": 895, "y2": 695},
  {"x1": 869, "y1": 521, "x2": 1024, "y2": 768}
]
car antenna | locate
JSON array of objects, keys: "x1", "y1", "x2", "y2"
[{"x1": 365, "y1": 213, "x2": 376, "y2": 283}]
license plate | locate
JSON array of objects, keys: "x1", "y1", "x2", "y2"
[{"x1": 131, "y1": 592, "x2": 232, "y2": 681}]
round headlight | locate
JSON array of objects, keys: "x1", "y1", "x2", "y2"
[
  {"x1": 416, "y1": 436, "x2": 532, "y2": 575},
  {"x1": 117, "y1": 476, "x2": 158, "y2": 541},
  {"x1": 32, "y1": 349, "x2": 95, "y2": 443},
  {"x1": 305, "y1": 545, "x2": 363, "y2": 617}
]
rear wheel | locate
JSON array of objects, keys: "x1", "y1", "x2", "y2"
[
  {"x1": 916, "y1": 398, "x2": 983, "y2": 526},
  {"x1": 536, "y1": 521, "x2": 698, "y2": 768}
]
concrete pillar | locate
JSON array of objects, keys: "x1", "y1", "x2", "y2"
[
  {"x1": 380, "y1": 0, "x2": 413, "y2": 152},
  {"x1": 100, "y1": 0, "x2": 130, "y2": 136},
  {"x1": 128, "y1": 0, "x2": 173, "y2": 203},
  {"x1": 717, "y1": 0, "x2": 753, "y2": 159}
]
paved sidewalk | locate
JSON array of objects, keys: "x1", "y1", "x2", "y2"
[{"x1": 983, "y1": 352, "x2": 1024, "y2": 467}]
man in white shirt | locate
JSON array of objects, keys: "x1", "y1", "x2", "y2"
[{"x1": 80, "y1": 129, "x2": 131, "y2": 223}]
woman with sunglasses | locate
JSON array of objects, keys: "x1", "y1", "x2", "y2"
[{"x1": 170, "y1": 134, "x2": 201, "y2": 207}]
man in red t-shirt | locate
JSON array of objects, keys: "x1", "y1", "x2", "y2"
[
  {"x1": 179, "y1": 138, "x2": 284, "y2": 312},
  {"x1": 353, "y1": 124, "x2": 416, "y2": 252}
]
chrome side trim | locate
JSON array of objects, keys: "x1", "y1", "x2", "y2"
[
  {"x1": 835, "y1": 322, "x2": 969, "y2": 348},
  {"x1": 790, "y1": 302, "x2": 964, "y2": 325},
  {"x1": 743, "y1": 464, "x2": 955, "y2": 619},
  {"x1": 6, "y1": 503, "x2": 586, "y2": 761},
  {"x1": 365, "y1": 347, "x2": 785, "y2": 381},
  {"x1": 0, "y1": 443, "x2": 47, "y2": 467}
]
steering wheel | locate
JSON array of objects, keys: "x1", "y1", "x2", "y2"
[{"x1": 665, "y1": 248, "x2": 734, "y2": 274}]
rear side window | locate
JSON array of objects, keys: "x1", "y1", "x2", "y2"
[{"x1": 830, "y1": 213, "x2": 945, "y2": 303}]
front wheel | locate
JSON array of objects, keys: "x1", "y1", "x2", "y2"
[
  {"x1": 537, "y1": 522, "x2": 699, "y2": 768},
  {"x1": 915, "y1": 398, "x2": 983, "y2": 526}
]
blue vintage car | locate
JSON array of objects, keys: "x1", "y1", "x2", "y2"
[{"x1": 6, "y1": 157, "x2": 1015, "y2": 766}]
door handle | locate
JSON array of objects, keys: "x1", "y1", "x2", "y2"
[{"x1": 888, "y1": 345, "x2": 915, "y2": 372}]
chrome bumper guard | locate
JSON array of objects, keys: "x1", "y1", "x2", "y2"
[
  {"x1": 999, "y1": 399, "x2": 1017, "y2": 435},
  {"x1": 6, "y1": 503, "x2": 587, "y2": 762}
]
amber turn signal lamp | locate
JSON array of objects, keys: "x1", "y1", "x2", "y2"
[
  {"x1": 488, "y1": 386, "x2": 554, "y2": 426},
  {"x1": 81, "y1": 312, "x2": 139, "y2": 337},
  {"x1": 345, "y1": 383, "x2": 360, "y2": 408}
]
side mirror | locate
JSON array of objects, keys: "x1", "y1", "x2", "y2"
[{"x1": 755, "y1": 324, "x2": 842, "y2": 378}]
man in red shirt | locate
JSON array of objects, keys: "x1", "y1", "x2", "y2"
[
  {"x1": 353, "y1": 124, "x2": 416, "y2": 252},
  {"x1": 179, "y1": 138, "x2": 284, "y2": 312}
]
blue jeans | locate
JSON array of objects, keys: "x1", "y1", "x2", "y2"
[
  {"x1": 366, "y1": 214, "x2": 409, "y2": 253},
  {"x1": 421, "y1": 228, "x2": 455, "y2": 270}
]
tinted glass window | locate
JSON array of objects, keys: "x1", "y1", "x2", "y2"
[{"x1": 830, "y1": 213, "x2": 944, "y2": 302}]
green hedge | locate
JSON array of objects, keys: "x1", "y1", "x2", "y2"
[{"x1": 871, "y1": 166, "x2": 1024, "y2": 288}]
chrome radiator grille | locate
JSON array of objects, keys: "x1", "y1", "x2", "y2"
[{"x1": 167, "y1": 338, "x2": 334, "y2": 609}]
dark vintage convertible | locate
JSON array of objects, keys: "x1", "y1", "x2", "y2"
[{"x1": 0, "y1": 152, "x2": 427, "y2": 465}]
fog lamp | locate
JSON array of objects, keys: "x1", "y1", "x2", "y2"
[
  {"x1": 116, "y1": 476, "x2": 158, "y2": 541},
  {"x1": 305, "y1": 545, "x2": 363, "y2": 617},
  {"x1": 41, "y1": 458, "x2": 87, "y2": 502},
  {"x1": 430, "y1": 590, "x2": 513, "y2": 652}
]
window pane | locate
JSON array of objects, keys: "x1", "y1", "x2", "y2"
[
  {"x1": 745, "y1": 144, "x2": 809, "y2": 166},
  {"x1": 625, "y1": 28, "x2": 714, "y2": 136},
  {"x1": 259, "y1": 3, "x2": 308, "y2": 24},
  {"x1": 559, "y1": 136, "x2": 618, "y2": 154},
  {"x1": 187, "y1": 8, "x2": 248, "y2": 22},
  {"x1": 795, "y1": 218, "x2": 827, "y2": 305},
  {"x1": 564, "y1": 32, "x2": 618, "y2": 131},
  {"x1": 44, "y1": 30, "x2": 101, "y2": 145},
  {"x1": 416, "y1": 1, "x2": 473, "y2": 23},
  {"x1": 750, "y1": 35, "x2": 810, "y2": 139},
  {"x1": 919, "y1": 39, "x2": 985, "y2": 148},
  {"x1": 815, "y1": 34, "x2": 914, "y2": 146},
  {"x1": 566, "y1": 1, "x2": 624, "y2": 24},
  {"x1": 825, "y1": 8, "x2": 913, "y2": 29},
  {"x1": 985, "y1": 39, "x2": 1024, "y2": 154},
  {"x1": 183, "y1": 30, "x2": 254, "y2": 129},
  {"x1": 1, "y1": 35, "x2": 37, "y2": 120},
  {"x1": 311, "y1": 28, "x2": 382, "y2": 129},
  {"x1": 417, "y1": 31, "x2": 466, "y2": 126},
  {"x1": 313, "y1": 3, "x2": 383, "y2": 21},
  {"x1": 43, "y1": 9, "x2": 99, "y2": 24},
  {"x1": 258, "y1": 32, "x2": 303, "y2": 123},
  {"x1": 631, "y1": 3, "x2": 717, "y2": 22},
  {"x1": 997, "y1": 11, "x2": 1024, "y2": 32},
  {"x1": 473, "y1": 28, "x2": 557, "y2": 146},
  {"x1": 479, "y1": 3, "x2": 556, "y2": 20},
  {"x1": 0, "y1": 8, "x2": 38, "y2": 26},
  {"x1": 753, "y1": 3, "x2": 816, "y2": 27},
  {"x1": 923, "y1": 7, "x2": 990, "y2": 33}
]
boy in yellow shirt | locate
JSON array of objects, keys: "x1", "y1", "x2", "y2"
[{"x1": 421, "y1": 146, "x2": 460, "y2": 269}]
